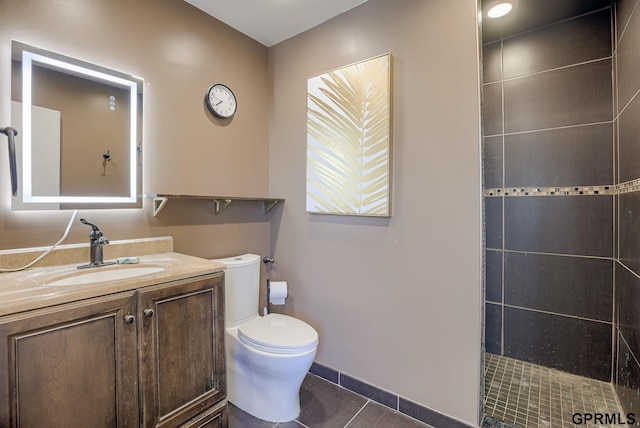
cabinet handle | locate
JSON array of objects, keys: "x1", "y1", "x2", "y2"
[
  {"x1": 124, "y1": 315, "x2": 135, "y2": 324},
  {"x1": 143, "y1": 309, "x2": 155, "y2": 318}
]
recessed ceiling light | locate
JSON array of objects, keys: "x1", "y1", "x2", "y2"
[{"x1": 486, "y1": 0, "x2": 517, "y2": 19}]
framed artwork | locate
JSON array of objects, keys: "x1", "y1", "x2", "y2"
[{"x1": 306, "y1": 53, "x2": 393, "y2": 217}]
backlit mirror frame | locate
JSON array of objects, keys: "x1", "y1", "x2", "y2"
[{"x1": 12, "y1": 41, "x2": 143, "y2": 208}]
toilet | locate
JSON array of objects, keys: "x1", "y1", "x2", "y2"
[{"x1": 211, "y1": 254, "x2": 318, "y2": 423}]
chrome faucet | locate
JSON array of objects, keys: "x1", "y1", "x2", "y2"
[{"x1": 78, "y1": 218, "x2": 116, "y2": 269}]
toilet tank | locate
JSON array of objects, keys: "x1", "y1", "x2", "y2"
[{"x1": 211, "y1": 254, "x2": 261, "y2": 323}]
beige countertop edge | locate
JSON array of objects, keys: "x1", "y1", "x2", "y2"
[{"x1": 0, "y1": 252, "x2": 226, "y2": 318}]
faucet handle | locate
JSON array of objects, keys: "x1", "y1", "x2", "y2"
[
  {"x1": 80, "y1": 218, "x2": 107, "y2": 239},
  {"x1": 80, "y1": 218, "x2": 101, "y2": 232}
]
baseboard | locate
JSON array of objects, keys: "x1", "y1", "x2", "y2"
[{"x1": 309, "y1": 361, "x2": 475, "y2": 428}]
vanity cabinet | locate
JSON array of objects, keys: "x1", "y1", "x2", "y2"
[{"x1": 0, "y1": 272, "x2": 226, "y2": 428}]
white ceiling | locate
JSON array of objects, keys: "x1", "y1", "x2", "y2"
[{"x1": 183, "y1": 0, "x2": 369, "y2": 47}]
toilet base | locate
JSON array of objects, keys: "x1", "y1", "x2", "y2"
[
  {"x1": 228, "y1": 372, "x2": 303, "y2": 423},
  {"x1": 226, "y1": 329, "x2": 316, "y2": 423}
]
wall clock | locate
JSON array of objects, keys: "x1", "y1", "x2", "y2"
[{"x1": 205, "y1": 84, "x2": 237, "y2": 119}]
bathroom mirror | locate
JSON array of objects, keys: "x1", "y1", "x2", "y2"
[{"x1": 10, "y1": 41, "x2": 143, "y2": 210}]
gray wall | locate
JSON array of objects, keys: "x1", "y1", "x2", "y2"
[
  {"x1": 483, "y1": 8, "x2": 615, "y2": 381},
  {"x1": 269, "y1": 0, "x2": 483, "y2": 424},
  {"x1": 0, "y1": 0, "x2": 272, "y2": 259}
]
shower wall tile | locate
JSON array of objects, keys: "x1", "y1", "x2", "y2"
[
  {"x1": 615, "y1": 195, "x2": 619, "y2": 260},
  {"x1": 616, "y1": 1, "x2": 640, "y2": 110},
  {"x1": 504, "y1": 252, "x2": 613, "y2": 321},
  {"x1": 619, "y1": 192, "x2": 640, "y2": 275},
  {"x1": 502, "y1": 10, "x2": 612, "y2": 79},
  {"x1": 618, "y1": 96, "x2": 640, "y2": 183},
  {"x1": 616, "y1": 0, "x2": 640, "y2": 43},
  {"x1": 503, "y1": 59, "x2": 613, "y2": 133},
  {"x1": 483, "y1": 82, "x2": 503, "y2": 136},
  {"x1": 504, "y1": 196, "x2": 613, "y2": 257},
  {"x1": 483, "y1": 136, "x2": 503, "y2": 189},
  {"x1": 485, "y1": 197, "x2": 503, "y2": 250},
  {"x1": 485, "y1": 303, "x2": 502, "y2": 355},
  {"x1": 614, "y1": 123, "x2": 619, "y2": 186},
  {"x1": 485, "y1": 250, "x2": 502, "y2": 303},
  {"x1": 483, "y1": 1, "x2": 618, "y2": 392},
  {"x1": 483, "y1": 41, "x2": 502, "y2": 84},
  {"x1": 504, "y1": 124, "x2": 613, "y2": 187},
  {"x1": 614, "y1": 51, "x2": 619, "y2": 119},
  {"x1": 616, "y1": 333, "x2": 640, "y2": 417},
  {"x1": 616, "y1": 262, "x2": 640, "y2": 356},
  {"x1": 504, "y1": 306, "x2": 612, "y2": 381},
  {"x1": 615, "y1": 0, "x2": 640, "y2": 411}
]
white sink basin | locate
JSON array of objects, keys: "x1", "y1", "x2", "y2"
[{"x1": 46, "y1": 266, "x2": 165, "y2": 287}]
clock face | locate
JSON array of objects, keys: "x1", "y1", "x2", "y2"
[{"x1": 205, "y1": 84, "x2": 237, "y2": 119}]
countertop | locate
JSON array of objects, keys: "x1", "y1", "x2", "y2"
[{"x1": 0, "y1": 252, "x2": 226, "y2": 317}]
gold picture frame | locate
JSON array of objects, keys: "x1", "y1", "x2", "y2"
[{"x1": 306, "y1": 53, "x2": 393, "y2": 217}]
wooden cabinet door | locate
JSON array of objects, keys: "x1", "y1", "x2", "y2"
[
  {"x1": 0, "y1": 292, "x2": 138, "y2": 428},
  {"x1": 138, "y1": 274, "x2": 225, "y2": 428}
]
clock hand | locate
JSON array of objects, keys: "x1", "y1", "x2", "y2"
[{"x1": 216, "y1": 100, "x2": 223, "y2": 106}]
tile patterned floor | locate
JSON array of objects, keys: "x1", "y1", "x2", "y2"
[
  {"x1": 229, "y1": 373, "x2": 431, "y2": 428},
  {"x1": 484, "y1": 354, "x2": 624, "y2": 428}
]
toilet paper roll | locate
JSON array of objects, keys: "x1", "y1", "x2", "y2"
[{"x1": 269, "y1": 281, "x2": 288, "y2": 305}]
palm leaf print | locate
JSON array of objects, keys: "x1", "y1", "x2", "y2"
[{"x1": 306, "y1": 54, "x2": 392, "y2": 216}]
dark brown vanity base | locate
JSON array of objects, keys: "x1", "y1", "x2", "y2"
[{"x1": 0, "y1": 272, "x2": 227, "y2": 428}]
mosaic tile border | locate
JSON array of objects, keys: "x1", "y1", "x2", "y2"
[
  {"x1": 484, "y1": 178, "x2": 640, "y2": 197},
  {"x1": 617, "y1": 177, "x2": 640, "y2": 194}
]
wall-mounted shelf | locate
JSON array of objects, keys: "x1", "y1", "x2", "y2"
[{"x1": 148, "y1": 194, "x2": 284, "y2": 216}]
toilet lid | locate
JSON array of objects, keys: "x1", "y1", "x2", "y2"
[{"x1": 238, "y1": 314, "x2": 318, "y2": 354}]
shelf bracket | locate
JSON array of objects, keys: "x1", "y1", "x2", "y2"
[
  {"x1": 262, "y1": 200, "x2": 281, "y2": 214},
  {"x1": 153, "y1": 197, "x2": 169, "y2": 216},
  {"x1": 213, "y1": 198, "x2": 232, "y2": 215}
]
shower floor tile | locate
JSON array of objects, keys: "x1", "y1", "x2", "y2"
[{"x1": 484, "y1": 353, "x2": 624, "y2": 428}]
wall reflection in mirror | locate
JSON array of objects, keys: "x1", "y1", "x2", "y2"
[{"x1": 10, "y1": 41, "x2": 143, "y2": 210}]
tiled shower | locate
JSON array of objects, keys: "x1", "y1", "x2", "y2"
[{"x1": 483, "y1": 0, "x2": 640, "y2": 421}]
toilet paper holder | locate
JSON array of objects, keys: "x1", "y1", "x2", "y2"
[
  {"x1": 266, "y1": 279, "x2": 272, "y2": 314},
  {"x1": 265, "y1": 279, "x2": 288, "y2": 314}
]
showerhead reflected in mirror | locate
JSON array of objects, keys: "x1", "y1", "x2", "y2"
[{"x1": 10, "y1": 41, "x2": 143, "y2": 210}]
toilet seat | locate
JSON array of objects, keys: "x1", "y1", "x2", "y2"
[{"x1": 238, "y1": 313, "x2": 318, "y2": 354}]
